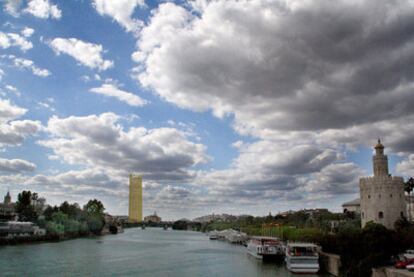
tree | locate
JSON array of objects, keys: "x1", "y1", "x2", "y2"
[
  {"x1": 84, "y1": 199, "x2": 105, "y2": 235},
  {"x1": 15, "y1": 190, "x2": 38, "y2": 222},
  {"x1": 59, "y1": 202, "x2": 83, "y2": 220},
  {"x1": 84, "y1": 199, "x2": 105, "y2": 216},
  {"x1": 405, "y1": 177, "x2": 414, "y2": 221},
  {"x1": 43, "y1": 205, "x2": 59, "y2": 221}
]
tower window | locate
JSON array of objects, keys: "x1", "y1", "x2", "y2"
[
  {"x1": 390, "y1": 194, "x2": 393, "y2": 198},
  {"x1": 362, "y1": 212, "x2": 364, "y2": 219},
  {"x1": 379, "y1": 194, "x2": 381, "y2": 199},
  {"x1": 379, "y1": 211, "x2": 384, "y2": 219},
  {"x1": 368, "y1": 195, "x2": 371, "y2": 199},
  {"x1": 401, "y1": 212, "x2": 404, "y2": 217}
]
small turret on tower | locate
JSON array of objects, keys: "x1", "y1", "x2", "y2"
[{"x1": 373, "y1": 139, "x2": 389, "y2": 177}]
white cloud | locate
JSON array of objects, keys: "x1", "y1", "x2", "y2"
[
  {"x1": 21, "y1": 27, "x2": 34, "y2": 38},
  {"x1": 49, "y1": 38, "x2": 114, "y2": 71},
  {"x1": 134, "y1": 0, "x2": 414, "y2": 138},
  {"x1": 39, "y1": 113, "x2": 209, "y2": 181},
  {"x1": 92, "y1": 0, "x2": 144, "y2": 33},
  {"x1": 90, "y1": 83, "x2": 148, "y2": 107},
  {"x1": 12, "y1": 57, "x2": 51, "y2": 77},
  {"x1": 0, "y1": 31, "x2": 33, "y2": 51},
  {"x1": 0, "y1": 99, "x2": 26, "y2": 123},
  {"x1": 0, "y1": 98, "x2": 42, "y2": 147},
  {"x1": 0, "y1": 158, "x2": 36, "y2": 174},
  {"x1": 3, "y1": 0, "x2": 22, "y2": 17},
  {"x1": 5, "y1": 85, "x2": 20, "y2": 96},
  {"x1": 24, "y1": 0, "x2": 61, "y2": 19}
]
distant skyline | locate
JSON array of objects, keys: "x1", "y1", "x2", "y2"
[{"x1": 1, "y1": 0, "x2": 414, "y2": 220}]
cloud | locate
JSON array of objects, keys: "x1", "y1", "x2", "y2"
[
  {"x1": 39, "y1": 113, "x2": 209, "y2": 181},
  {"x1": 0, "y1": 158, "x2": 36, "y2": 174},
  {"x1": 305, "y1": 163, "x2": 365, "y2": 195},
  {"x1": 0, "y1": 31, "x2": 33, "y2": 51},
  {"x1": 12, "y1": 57, "x2": 51, "y2": 77},
  {"x1": 90, "y1": 83, "x2": 148, "y2": 107},
  {"x1": 92, "y1": 0, "x2": 144, "y2": 33},
  {"x1": 21, "y1": 27, "x2": 34, "y2": 38},
  {"x1": 3, "y1": 0, "x2": 22, "y2": 17},
  {"x1": 49, "y1": 38, "x2": 114, "y2": 71},
  {"x1": 134, "y1": 0, "x2": 414, "y2": 137},
  {"x1": 0, "y1": 98, "x2": 42, "y2": 147},
  {"x1": 24, "y1": 0, "x2": 61, "y2": 19},
  {"x1": 128, "y1": 0, "x2": 414, "y2": 214},
  {"x1": 0, "y1": 99, "x2": 26, "y2": 122}
]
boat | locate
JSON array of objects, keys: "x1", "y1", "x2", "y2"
[
  {"x1": 209, "y1": 231, "x2": 219, "y2": 240},
  {"x1": 163, "y1": 225, "x2": 168, "y2": 230},
  {"x1": 225, "y1": 229, "x2": 248, "y2": 244},
  {"x1": 246, "y1": 237, "x2": 284, "y2": 260},
  {"x1": 404, "y1": 250, "x2": 414, "y2": 259},
  {"x1": 285, "y1": 242, "x2": 320, "y2": 274},
  {"x1": 141, "y1": 224, "x2": 146, "y2": 230}
]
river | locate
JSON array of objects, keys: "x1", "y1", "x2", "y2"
[{"x1": 0, "y1": 228, "x2": 330, "y2": 276}]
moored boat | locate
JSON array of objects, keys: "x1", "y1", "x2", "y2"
[
  {"x1": 285, "y1": 242, "x2": 319, "y2": 274},
  {"x1": 246, "y1": 237, "x2": 284, "y2": 260},
  {"x1": 404, "y1": 249, "x2": 414, "y2": 259},
  {"x1": 209, "y1": 231, "x2": 219, "y2": 240}
]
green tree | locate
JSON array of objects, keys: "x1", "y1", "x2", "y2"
[
  {"x1": 59, "y1": 202, "x2": 83, "y2": 220},
  {"x1": 43, "y1": 205, "x2": 59, "y2": 221},
  {"x1": 87, "y1": 215, "x2": 104, "y2": 235},
  {"x1": 84, "y1": 199, "x2": 105, "y2": 235},
  {"x1": 15, "y1": 190, "x2": 38, "y2": 222},
  {"x1": 84, "y1": 199, "x2": 105, "y2": 216},
  {"x1": 405, "y1": 177, "x2": 414, "y2": 221},
  {"x1": 46, "y1": 221, "x2": 64, "y2": 236}
]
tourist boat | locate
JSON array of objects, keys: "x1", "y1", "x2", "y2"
[
  {"x1": 225, "y1": 230, "x2": 248, "y2": 244},
  {"x1": 246, "y1": 237, "x2": 284, "y2": 260},
  {"x1": 209, "y1": 231, "x2": 219, "y2": 240},
  {"x1": 404, "y1": 250, "x2": 414, "y2": 259},
  {"x1": 285, "y1": 242, "x2": 320, "y2": 273}
]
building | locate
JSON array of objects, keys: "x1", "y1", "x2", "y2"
[
  {"x1": 0, "y1": 221, "x2": 45, "y2": 238},
  {"x1": 128, "y1": 174, "x2": 143, "y2": 223},
  {"x1": 359, "y1": 140, "x2": 406, "y2": 229},
  {"x1": 0, "y1": 192, "x2": 16, "y2": 221},
  {"x1": 342, "y1": 198, "x2": 361, "y2": 213},
  {"x1": 144, "y1": 211, "x2": 161, "y2": 223}
]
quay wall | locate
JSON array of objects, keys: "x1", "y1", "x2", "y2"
[
  {"x1": 372, "y1": 267, "x2": 414, "y2": 277},
  {"x1": 319, "y1": 251, "x2": 341, "y2": 276}
]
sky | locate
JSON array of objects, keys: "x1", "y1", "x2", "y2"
[{"x1": 1, "y1": 0, "x2": 414, "y2": 220}]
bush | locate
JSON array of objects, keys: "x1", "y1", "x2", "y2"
[
  {"x1": 87, "y1": 216, "x2": 104, "y2": 235},
  {"x1": 46, "y1": 221, "x2": 65, "y2": 236}
]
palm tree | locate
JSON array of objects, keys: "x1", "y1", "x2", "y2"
[{"x1": 405, "y1": 177, "x2": 414, "y2": 221}]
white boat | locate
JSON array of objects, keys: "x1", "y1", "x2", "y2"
[
  {"x1": 209, "y1": 231, "x2": 219, "y2": 240},
  {"x1": 404, "y1": 249, "x2": 414, "y2": 259},
  {"x1": 246, "y1": 237, "x2": 284, "y2": 260},
  {"x1": 225, "y1": 230, "x2": 248, "y2": 244},
  {"x1": 285, "y1": 242, "x2": 320, "y2": 274}
]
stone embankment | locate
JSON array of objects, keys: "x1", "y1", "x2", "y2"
[
  {"x1": 319, "y1": 251, "x2": 341, "y2": 276},
  {"x1": 372, "y1": 267, "x2": 414, "y2": 277}
]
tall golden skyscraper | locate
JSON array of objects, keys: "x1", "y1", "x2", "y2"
[{"x1": 129, "y1": 174, "x2": 143, "y2": 223}]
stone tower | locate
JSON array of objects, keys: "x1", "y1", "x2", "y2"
[
  {"x1": 359, "y1": 140, "x2": 406, "y2": 229},
  {"x1": 3, "y1": 191, "x2": 11, "y2": 205}
]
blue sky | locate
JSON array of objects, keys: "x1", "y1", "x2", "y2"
[{"x1": 1, "y1": 0, "x2": 414, "y2": 220}]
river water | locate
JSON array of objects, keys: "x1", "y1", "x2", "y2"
[{"x1": 0, "y1": 228, "x2": 330, "y2": 276}]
